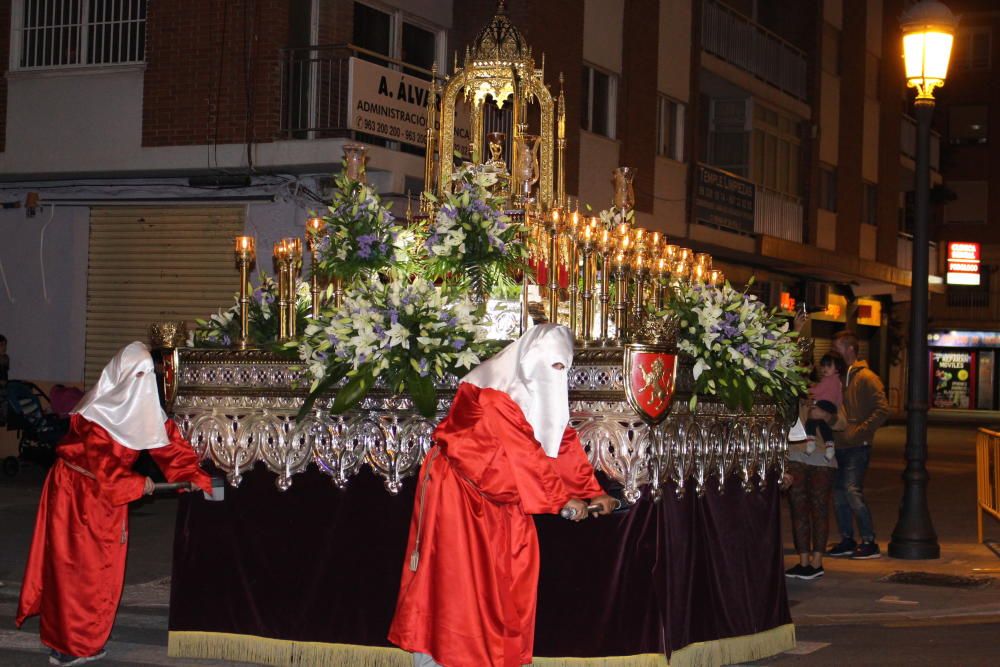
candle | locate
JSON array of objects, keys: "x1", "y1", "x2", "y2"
[
  {"x1": 614, "y1": 251, "x2": 627, "y2": 270},
  {"x1": 631, "y1": 227, "x2": 646, "y2": 247},
  {"x1": 616, "y1": 222, "x2": 630, "y2": 238},
  {"x1": 708, "y1": 269, "x2": 724, "y2": 286},
  {"x1": 618, "y1": 235, "x2": 632, "y2": 254},
  {"x1": 657, "y1": 257, "x2": 668, "y2": 276},
  {"x1": 551, "y1": 208, "x2": 561, "y2": 225},
  {"x1": 679, "y1": 247, "x2": 693, "y2": 263},
  {"x1": 235, "y1": 235, "x2": 255, "y2": 255},
  {"x1": 599, "y1": 228, "x2": 611, "y2": 251},
  {"x1": 695, "y1": 252, "x2": 712, "y2": 269},
  {"x1": 632, "y1": 254, "x2": 646, "y2": 272},
  {"x1": 307, "y1": 217, "x2": 325, "y2": 235},
  {"x1": 583, "y1": 224, "x2": 594, "y2": 243},
  {"x1": 649, "y1": 231, "x2": 663, "y2": 250},
  {"x1": 664, "y1": 244, "x2": 679, "y2": 262},
  {"x1": 692, "y1": 264, "x2": 708, "y2": 283}
]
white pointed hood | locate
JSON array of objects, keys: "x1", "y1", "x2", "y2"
[
  {"x1": 461, "y1": 324, "x2": 574, "y2": 458},
  {"x1": 73, "y1": 341, "x2": 170, "y2": 451}
]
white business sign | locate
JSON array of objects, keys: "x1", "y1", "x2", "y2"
[{"x1": 347, "y1": 57, "x2": 472, "y2": 155}]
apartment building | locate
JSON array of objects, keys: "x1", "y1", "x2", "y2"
[
  {"x1": 0, "y1": 0, "x2": 938, "y2": 413},
  {"x1": 923, "y1": 0, "x2": 1000, "y2": 411}
]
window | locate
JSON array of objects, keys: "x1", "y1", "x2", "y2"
[
  {"x1": 12, "y1": 0, "x2": 147, "y2": 70},
  {"x1": 581, "y1": 64, "x2": 617, "y2": 138},
  {"x1": 751, "y1": 103, "x2": 802, "y2": 196},
  {"x1": 352, "y1": 2, "x2": 441, "y2": 78},
  {"x1": 819, "y1": 166, "x2": 837, "y2": 212},
  {"x1": 822, "y1": 23, "x2": 841, "y2": 75},
  {"x1": 949, "y1": 105, "x2": 988, "y2": 145},
  {"x1": 657, "y1": 95, "x2": 685, "y2": 161},
  {"x1": 863, "y1": 182, "x2": 877, "y2": 226},
  {"x1": 947, "y1": 267, "x2": 991, "y2": 308},
  {"x1": 944, "y1": 181, "x2": 988, "y2": 225},
  {"x1": 954, "y1": 27, "x2": 991, "y2": 70}
]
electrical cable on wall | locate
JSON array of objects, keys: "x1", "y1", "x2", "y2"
[{"x1": 39, "y1": 204, "x2": 56, "y2": 303}]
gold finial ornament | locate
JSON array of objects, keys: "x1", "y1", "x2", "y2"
[{"x1": 427, "y1": 1, "x2": 556, "y2": 207}]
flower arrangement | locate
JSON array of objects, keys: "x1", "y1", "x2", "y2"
[
  {"x1": 596, "y1": 205, "x2": 634, "y2": 230},
  {"x1": 311, "y1": 169, "x2": 410, "y2": 282},
  {"x1": 294, "y1": 276, "x2": 500, "y2": 417},
  {"x1": 422, "y1": 163, "x2": 528, "y2": 302},
  {"x1": 666, "y1": 279, "x2": 808, "y2": 411},
  {"x1": 188, "y1": 273, "x2": 311, "y2": 347}
]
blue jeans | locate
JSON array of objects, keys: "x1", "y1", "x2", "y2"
[{"x1": 833, "y1": 445, "x2": 875, "y2": 542}]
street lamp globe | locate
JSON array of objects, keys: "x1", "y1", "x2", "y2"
[{"x1": 901, "y1": 0, "x2": 957, "y2": 102}]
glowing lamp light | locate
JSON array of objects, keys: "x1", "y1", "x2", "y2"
[{"x1": 900, "y1": 1, "x2": 957, "y2": 102}]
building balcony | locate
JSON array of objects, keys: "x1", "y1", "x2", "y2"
[
  {"x1": 701, "y1": 0, "x2": 808, "y2": 102},
  {"x1": 754, "y1": 186, "x2": 803, "y2": 243}
]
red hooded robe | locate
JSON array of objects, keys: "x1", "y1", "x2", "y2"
[
  {"x1": 388, "y1": 383, "x2": 604, "y2": 667},
  {"x1": 16, "y1": 415, "x2": 211, "y2": 657}
]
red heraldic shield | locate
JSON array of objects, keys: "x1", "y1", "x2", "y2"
[{"x1": 624, "y1": 345, "x2": 678, "y2": 425}]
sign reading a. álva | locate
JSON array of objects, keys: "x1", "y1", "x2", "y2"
[
  {"x1": 946, "y1": 241, "x2": 981, "y2": 286},
  {"x1": 694, "y1": 165, "x2": 755, "y2": 235},
  {"x1": 347, "y1": 57, "x2": 472, "y2": 155}
]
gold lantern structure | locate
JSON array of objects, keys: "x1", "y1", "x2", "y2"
[{"x1": 426, "y1": 1, "x2": 561, "y2": 209}]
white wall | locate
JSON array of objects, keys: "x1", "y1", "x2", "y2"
[
  {"x1": 658, "y1": 0, "x2": 692, "y2": 102},
  {"x1": 0, "y1": 71, "x2": 427, "y2": 185},
  {"x1": 583, "y1": 0, "x2": 624, "y2": 73},
  {"x1": 577, "y1": 132, "x2": 620, "y2": 214},
  {"x1": 0, "y1": 204, "x2": 89, "y2": 383}
]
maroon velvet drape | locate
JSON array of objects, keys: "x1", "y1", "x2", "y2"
[{"x1": 169, "y1": 465, "x2": 789, "y2": 660}]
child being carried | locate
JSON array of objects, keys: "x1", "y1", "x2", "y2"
[{"x1": 805, "y1": 350, "x2": 847, "y2": 461}]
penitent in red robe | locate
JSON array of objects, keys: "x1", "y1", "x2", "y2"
[
  {"x1": 16, "y1": 414, "x2": 211, "y2": 658},
  {"x1": 388, "y1": 384, "x2": 604, "y2": 667}
]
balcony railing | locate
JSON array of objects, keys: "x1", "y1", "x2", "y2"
[
  {"x1": 701, "y1": 0, "x2": 808, "y2": 101},
  {"x1": 896, "y1": 233, "x2": 939, "y2": 274},
  {"x1": 754, "y1": 187, "x2": 803, "y2": 242},
  {"x1": 900, "y1": 115, "x2": 942, "y2": 171},
  {"x1": 279, "y1": 44, "x2": 436, "y2": 137}
]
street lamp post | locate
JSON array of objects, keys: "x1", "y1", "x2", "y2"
[{"x1": 889, "y1": 0, "x2": 956, "y2": 560}]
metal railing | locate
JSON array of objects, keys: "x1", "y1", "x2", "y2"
[
  {"x1": 279, "y1": 43, "x2": 436, "y2": 137},
  {"x1": 896, "y1": 233, "x2": 939, "y2": 274},
  {"x1": 701, "y1": 0, "x2": 808, "y2": 101},
  {"x1": 754, "y1": 186, "x2": 803, "y2": 242},
  {"x1": 977, "y1": 428, "x2": 1000, "y2": 543},
  {"x1": 900, "y1": 115, "x2": 942, "y2": 171}
]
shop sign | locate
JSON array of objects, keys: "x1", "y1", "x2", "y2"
[
  {"x1": 931, "y1": 350, "x2": 976, "y2": 409},
  {"x1": 929, "y1": 330, "x2": 1000, "y2": 348},
  {"x1": 946, "y1": 241, "x2": 981, "y2": 286},
  {"x1": 347, "y1": 57, "x2": 472, "y2": 154},
  {"x1": 811, "y1": 293, "x2": 847, "y2": 323},
  {"x1": 855, "y1": 298, "x2": 882, "y2": 327},
  {"x1": 694, "y1": 165, "x2": 755, "y2": 235}
]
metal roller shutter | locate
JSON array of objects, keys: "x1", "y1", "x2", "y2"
[{"x1": 85, "y1": 206, "x2": 244, "y2": 384}]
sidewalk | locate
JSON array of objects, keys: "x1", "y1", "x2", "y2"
[{"x1": 772, "y1": 423, "x2": 1000, "y2": 658}]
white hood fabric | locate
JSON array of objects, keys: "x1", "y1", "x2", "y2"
[
  {"x1": 73, "y1": 341, "x2": 170, "y2": 451},
  {"x1": 461, "y1": 324, "x2": 574, "y2": 458}
]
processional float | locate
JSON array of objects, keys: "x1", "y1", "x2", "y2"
[{"x1": 160, "y1": 4, "x2": 792, "y2": 504}]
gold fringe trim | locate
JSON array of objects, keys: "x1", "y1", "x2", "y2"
[
  {"x1": 168, "y1": 623, "x2": 795, "y2": 667},
  {"x1": 533, "y1": 624, "x2": 795, "y2": 667},
  {"x1": 168, "y1": 631, "x2": 412, "y2": 667},
  {"x1": 667, "y1": 623, "x2": 796, "y2": 667},
  {"x1": 534, "y1": 654, "x2": 668, "y2": 666}
]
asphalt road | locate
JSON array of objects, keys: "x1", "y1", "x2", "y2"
[{"x1": 0, "y1": 423, "x2": 997, "y2": 666}]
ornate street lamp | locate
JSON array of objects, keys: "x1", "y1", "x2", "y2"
[{"x1": 889, "y1": 0, "x2": 956, "y2": 560}]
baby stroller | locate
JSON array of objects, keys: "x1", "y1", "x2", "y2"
[{"x1": 3, "y1": 381, "x2": 69, "y2": 476}]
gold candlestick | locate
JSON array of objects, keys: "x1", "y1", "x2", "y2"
[
  {"x1": 613, "y1": 250, "x2": 629, "y2": 342},
  {"x1": 306, "y1": 217, "x2": 325, "y2": 317},
  {"x1": 655, "y1": 257, "x2": 670, "y2": 310},
  {"x1": 286, "y1": 238, "x2": 303, "y2": 338},
  {"x1": 274, "y1": 241, "x2": 290, "y2": 340},
  {"x1": 598, "y1": 227, "x2": 613, "y2": 343},
  {"x1": 580, "y1": 224, "x2": 596, "y2": 343},
  {"x1": 567, "y1": 210, "x2": 581, "y2": 335},
  {"x1": 234, "y1": 236, "x2": 255, "y2": 350},
  {"x1": 632, "y1": 253, "x2": 649, "y2": 327},
  {"x1": 546, "y1": 208, "x2": 562, "y2": 324}
]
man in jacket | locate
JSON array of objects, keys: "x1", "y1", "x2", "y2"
[{"x1": 822, "y1": 330, "x2": 889, "y2": 560}]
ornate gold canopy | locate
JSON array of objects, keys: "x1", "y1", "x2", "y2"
[{"x1": 424, "y1": 2, "x2": 563, "y2": 209}]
